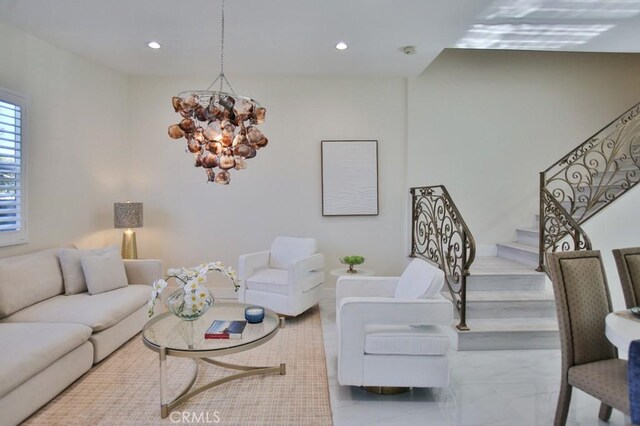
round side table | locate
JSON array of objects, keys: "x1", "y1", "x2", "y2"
[{"x1": 330, "y1": 268, "x2": 375, "y2": 277}]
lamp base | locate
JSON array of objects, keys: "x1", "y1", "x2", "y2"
[{"x1": 121, "y1": 229, "x2": 138, "y2": 259}]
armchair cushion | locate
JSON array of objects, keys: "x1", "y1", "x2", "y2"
[
  {"x1": 394, "y1": 258, "x2": 445, "y2": 300},
  {"x1": 246, "y1": 269, "x2": 289, "y2": 295},
  {"x1": 365, "y1": 325, "x2": 451, "y2": 356},
  {"x1": 269, "y1": 237, "x2": 317, "y2": 269},
  {"x1": 247, "y1": 268, "x2": 323, "y2": 295}
]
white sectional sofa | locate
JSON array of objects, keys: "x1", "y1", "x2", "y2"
[{"x1": 0, "y1": 247, "x2": 161, "y2": 426}]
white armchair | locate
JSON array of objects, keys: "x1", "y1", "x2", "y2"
[
  {"x1": 238, "y1": 237, "x2": 325, "y2": 316},
  {"x1": 336, "y1": 258, "x2": 453, "y2": 390}
]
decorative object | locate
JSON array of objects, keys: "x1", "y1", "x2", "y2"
[
  {"x1": 147, "y1": 262, "x2": 238, "y2": 321},
  {"x1": 114, "y1": 202, "x2": 143, "y2": 259},
  {"x1": 167, "y1": 0, "x2": 268, "y2": 185},
  {"x1": 244, "y1": 305, "x2": 265, "y2": 323},
  {"x1": 204, "y1": 319, "x2": 248, "y2": 339},
  {"x1": 321, "y1": 140, "x2": 378, "y2": 216},
  {"x1": 339, "y1": 255, "x2": 365, "y2": 274}
]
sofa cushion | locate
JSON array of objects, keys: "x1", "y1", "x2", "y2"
[
  {"x1": 81, "y1": 250, "x2": 128, "y2": 295},
  {"x1": 247, "y1": 268, "x2": 289, "y2": 295},
  {"x1": 394, "y1": 258, "x2": 445, "y2": 300},
  {"x1": 269, "y1": 237, "x2": 317, "y2": 270},
  {"x1": 59, "y1": 246, "x2": 118, "y2": 295},
  {"x1": 0, "y1": 247, "x2": 64, "y2": 318},
  {"x1": 364, "y1": 325, "x2": 450, "y2": 356},
  {"x1": 1, "y1": 284, "x2": 150, "y2": 332},
  {"x1": 0, "y1": 322, "x2": 92, "y2": 398}
]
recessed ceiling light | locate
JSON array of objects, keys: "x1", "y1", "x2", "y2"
[
  {"x1": 147, "y1": 41, "x2": 161, "y2": 49},
  {"x1": 335, "y1": 41, "x2": 348, "y2": 50}
]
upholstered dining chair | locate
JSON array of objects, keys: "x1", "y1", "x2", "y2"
[
  {"x1": 546, "y1": 250, "x2": 629, "y2": 425},
  {"x1": 336, "y1": 258, "x2": 453, "y2": 393},
  {"x1": 612, "y1": 247, "x2": 640, "y2": 309},
  {"x1": 630, "y1": 340, "x2": 640, "y2": 425},
  {"x1": 238, "y1": 237, "x2": 324, "y2": 316}
]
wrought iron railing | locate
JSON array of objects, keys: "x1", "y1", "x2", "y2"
[
  {"x1": 410, "y1": 185, "x2": 476, "y2": 330},
  {"x1": 538, "y1": 101, "x2": 640, "y2": 271}
]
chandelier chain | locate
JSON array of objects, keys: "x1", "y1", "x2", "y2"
[{"x1": 220, "y1": 0, "x2": 225, "y2": 91}]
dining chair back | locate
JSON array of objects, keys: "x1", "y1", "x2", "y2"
[
  {"x1": 613, "y1": 247, "x2": 640, "y2": 309},
  {"x1": 546, "y1": 250, "x2": 629, "y2": 425}
]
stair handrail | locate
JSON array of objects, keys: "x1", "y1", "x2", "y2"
[
  {"x1": 538, "y1": 101, "x2": 640, "y2": 271},
  {"x1": 410, "y1": 185, "x2": 476, "y2": 331}
]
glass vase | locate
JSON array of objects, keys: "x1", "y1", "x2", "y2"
[{"x1": 165, "y1": 288, "x2": 213, "y2": 321}]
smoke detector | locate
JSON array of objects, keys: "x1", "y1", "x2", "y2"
[{"x1": 402, "y1": 46, "x2": 417, "y2": 55}]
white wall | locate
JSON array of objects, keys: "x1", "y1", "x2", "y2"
[
  {"x1": 408, "y1": 49, "x2": 640, "y2": 250},
  {"x1": 0, "y1": 22, "x2": 130, "y2": 257},
  {"x1": 127, "y1": 76, "x2": 408, "y2": 289}
]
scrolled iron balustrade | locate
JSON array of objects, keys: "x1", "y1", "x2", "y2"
[
  {"x1": 538, "y1": 102, "x2": 640, "y2": 271},
  {"x1": 410, "y1": 185, "x2": 475, "y2": 331}
]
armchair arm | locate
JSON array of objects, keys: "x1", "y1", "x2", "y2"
[
  {"x1": 288, "y1": 253, "x2": 324, "y2": 294},
  {"x1": 123, "y1": 259, "x2": 162, "y2": 285},
  {"x1": 336, "y1": 276, "x2": 399, "y2": 310},
  {"x1": 238, "y1": 250, "x2": 270, "y2": 281},
  {"x1": 290, "y1": 253, "x2": 324, "y2": 277}
]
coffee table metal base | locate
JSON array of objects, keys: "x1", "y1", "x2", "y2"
[{"x1": 158, "y1": 347, "x2": 286, "y2": 418}]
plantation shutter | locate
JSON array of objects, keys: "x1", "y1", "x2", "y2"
[{"x1": 0, "y1": 88, "x2": 27, "y2": 246}]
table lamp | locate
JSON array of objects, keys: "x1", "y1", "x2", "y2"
[{"x1": 114, "y1": 202, "x2": 143, "y2": 259}]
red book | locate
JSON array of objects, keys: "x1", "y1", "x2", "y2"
[{"x1": 204, "y1": 320, "x2": 247, "y2": 339}]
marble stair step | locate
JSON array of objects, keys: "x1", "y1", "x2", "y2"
[
  {"x1": 515, "y1": 227, "x2": 539, "y2": 246},
  {"x1": 496, "y1": 241, "x2": 539, "y2": 268},
  {"x1": 468, "y1": 256, "x2": 545, "y2": 291},
  {"x1": 454, "y1": 317, "x2": 560, "y2": 351},
  {"x1": 462, "y1": 290, "x2": 556, "y2": 318}
]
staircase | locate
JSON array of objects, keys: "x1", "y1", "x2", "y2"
[{"x1": 453, "y1": 214, "x2": 560, "y2": 351}]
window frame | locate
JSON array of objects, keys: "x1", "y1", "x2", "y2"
[{"x1": 0, "y1": 87, "x2": 27, "y2": 247}]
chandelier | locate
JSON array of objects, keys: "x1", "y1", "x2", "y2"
[{"x1": 167, "y1": 0, "x2": 268, "y2": 185}]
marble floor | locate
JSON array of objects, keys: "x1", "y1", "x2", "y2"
[{"x1": 319, "y1": 299, "x2": 630, "y2": 426}]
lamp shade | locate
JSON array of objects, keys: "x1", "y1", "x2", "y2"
[{"x1": 114, "y1": 202, "x2": 143, "y2": 229}]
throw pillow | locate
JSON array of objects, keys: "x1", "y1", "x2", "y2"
[
  {"x1": 81, "y1": 250, "x2": 129, "y2": 295},
  {"x1": 394, "y1": 258, "x2": 445, "y2": 299},
  {"x1": 59, "y1": 246, "x2": 118, "y2": 295}
]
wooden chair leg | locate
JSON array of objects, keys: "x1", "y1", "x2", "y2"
[
  {"x1": 598, "y1": 402, "x2": 612, "y2": 421},
  {"x1": 555, "y1": 380, "x2": 572, "y2": 426}
]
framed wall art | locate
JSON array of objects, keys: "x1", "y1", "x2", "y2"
[{"x1": 321, "y1": 140, "x2": 378, "y2": 216}]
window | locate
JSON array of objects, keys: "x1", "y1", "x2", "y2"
[{"x1": 0, "y1": 88, "x2": 26, "y2": 246}]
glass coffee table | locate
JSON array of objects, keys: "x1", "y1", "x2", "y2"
[{"x1": 142, "y1": 302, "x2": 285, "y2": 418}]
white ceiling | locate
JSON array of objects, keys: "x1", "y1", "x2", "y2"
[{"x1": 1, "y1": 0, "x2": 640, "y2": 78}]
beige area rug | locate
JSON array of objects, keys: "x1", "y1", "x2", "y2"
[{"x1": 24, "y1": 306, "x2": 332, "y2": 426}]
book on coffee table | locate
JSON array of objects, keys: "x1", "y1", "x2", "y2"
[{"x1": 205, "y1": 320, "x2": 247, "y2": 339}]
